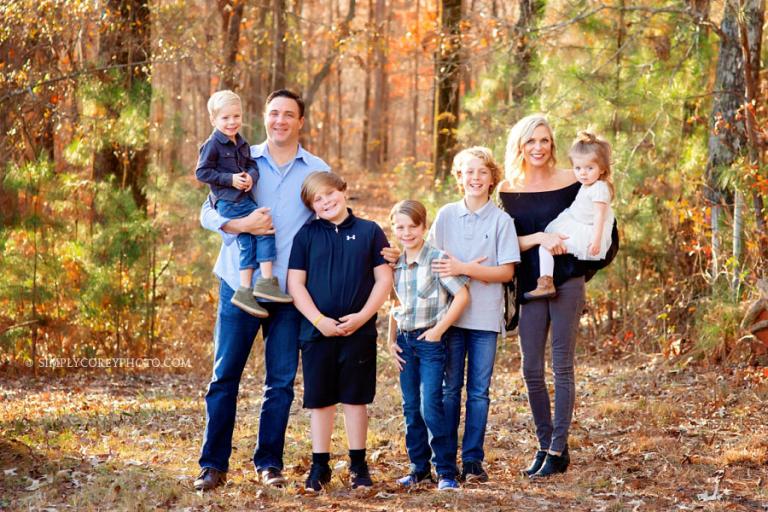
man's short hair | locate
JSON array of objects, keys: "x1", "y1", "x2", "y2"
[
  {"x1": 265, "y1": 89, "x2": 305, "y2": 118},
  {"x1": 301, "y1": 172, "x2": 347, "y2": 210},
  {"x1": 208, "y1": 90, "x2": 241, "y2": 119}
]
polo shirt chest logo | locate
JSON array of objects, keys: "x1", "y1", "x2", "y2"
[{"x1": 346, "y1": 234, "x2": 356, "y2": 241}]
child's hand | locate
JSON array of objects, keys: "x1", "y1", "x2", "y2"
[
  {"x1": 317, "y1": 317, "x2": 345, "y2": 337},
  {"x1": 338, "y1": 312, "x2": 366, "y2": 336},
  {"x1": 540, "y1": 232, "x2": 569, "y2": 255},
  {"x1": 588, "y1": 239, "x2": 601, "y2": 256},
  {"x1": 242, "y1": 173, "x2": 253, "y2": 192},
  {"x1": 388, "y1": 340, "x2": 405, "y2": 371},
  {"x1": 232, "y1": 172, "x2": 250, "y2": 191},
  {"x1": 432, "y1": 254, "x2": 485, "y2": 277},
  {"x1": 417, "y1": 327, "x2": 443, "y2": 343}
]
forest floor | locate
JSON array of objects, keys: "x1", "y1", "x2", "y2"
[
  {"x1": 2, "y1": 348, "x2": 768, "y2": 511},
  {"x1": 2, "y1": 169, "x2": 768, "y2": 511}
]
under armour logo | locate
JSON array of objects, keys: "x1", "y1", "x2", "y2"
[{"x1": 346, "y1": 234, "x2": 356, "y2": 241}]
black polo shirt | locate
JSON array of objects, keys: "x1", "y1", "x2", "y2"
[
  {"x1": 195, "y1": 129, "x2": 259, "y2": 204},
  {"x1": 288, "y1": 210, "x2": 389, "y2": 341}
]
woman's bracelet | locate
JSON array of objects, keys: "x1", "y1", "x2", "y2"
[{"x1": 312, "y1": 314, "x2": 325, "y2": 327}]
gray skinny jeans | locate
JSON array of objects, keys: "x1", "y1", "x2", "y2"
[{"x1": 518, "y1": 276, "x2": 585, "y2": 453}]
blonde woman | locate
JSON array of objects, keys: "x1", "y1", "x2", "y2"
[{"x1": 498, "y1": 115, "x2": 617, "y2": 478}]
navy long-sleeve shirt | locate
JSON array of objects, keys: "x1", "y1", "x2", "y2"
[{"x1": 195, "y1": 129, "x2": 260, "y2": 204}]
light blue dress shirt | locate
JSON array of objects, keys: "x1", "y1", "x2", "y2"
[
  {"x1": 200, "y1": 142, "x2": 330, "y2": 293},
  {"x1": 428, "y1": 199, "x2": 520, "y2": 333}
]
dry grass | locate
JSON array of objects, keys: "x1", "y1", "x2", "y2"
[{"x1": 3, "y1": 349, "x2": 768, "y2": 511}]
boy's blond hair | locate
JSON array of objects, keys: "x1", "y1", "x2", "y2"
[
  {"x1": 390, "y1": 199, "x2": 428, "y2": 228},
  {"x1": 451, "y1": 146, "x2": 502, "y2": 197},
  {"x1": 301, "y1": 172, "x2": 347, "y2": 210},
  {"x1": 207, "y1": 90, "x2": 241, "y2": 120}
]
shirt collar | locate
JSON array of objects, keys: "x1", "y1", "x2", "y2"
[
  {"x1": 457, "y1": 198, "x2": 494, "y2": 218},
  {"x1": 395, "y1": 242, "x2": 431, "y2": 270},
  {"x1": 212, "y1": 129, "x2": 244, "y2": 146},
  {"x1": 251, "y1": 141, "x2": 308, "y2": 164},
  {"x1": 317, "y1": 208, "x2": 356, "y2": 230}
]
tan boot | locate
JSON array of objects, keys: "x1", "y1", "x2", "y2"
[{"x1": 524, "y1": 276, "x2": 557, "y2": 300}]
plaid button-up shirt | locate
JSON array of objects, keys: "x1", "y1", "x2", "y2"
[{"x1": 392, "y1": 242, "x2": 469, "y2": 331}]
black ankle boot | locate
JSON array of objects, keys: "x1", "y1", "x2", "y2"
[
  {"x1": 530, "y1": 446, "x2": 569, "y2": 478},
  {"x1": 520, "y1": 450, "x2": 547, "y2": 477}
]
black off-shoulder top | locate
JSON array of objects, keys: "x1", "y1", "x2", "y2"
[{"x1": 499, "y1": 182, "x2": 619, "y2": 305}]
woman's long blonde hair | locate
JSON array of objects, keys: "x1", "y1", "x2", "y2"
[{"x1": 504, "y1": 114, "x2": 557, "y2": 190}]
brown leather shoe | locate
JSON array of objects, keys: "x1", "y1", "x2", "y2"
[
  {"x1": 194, "y1": 467, "x2": 227, "y2": 491},
  {"x1": 524, "y1": 275, "x2": 557, "y2": 300}
]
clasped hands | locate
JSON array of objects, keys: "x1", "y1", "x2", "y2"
[{"x1": 316, "y1": 312, "x2": 367, "y2": 337}]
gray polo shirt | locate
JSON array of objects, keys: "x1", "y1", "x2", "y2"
[{"x1": 427, "y1": 199, "x2": 520, "y2": 333}]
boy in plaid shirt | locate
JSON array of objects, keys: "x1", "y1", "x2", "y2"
[{"x1": 387, "y1": 200, "x2": 469, "y2": 491}]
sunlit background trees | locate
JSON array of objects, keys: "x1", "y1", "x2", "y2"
[{"x1": 1, "y1": 0, "x2": 766, "y2": 370}]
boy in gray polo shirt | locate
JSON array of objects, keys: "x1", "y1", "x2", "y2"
[{"x1": 427, "y1": 146, "x2": 520, "y2": 482}]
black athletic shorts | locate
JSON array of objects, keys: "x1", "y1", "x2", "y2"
[{"x1": 300, "y1": 334, "x2": 377, "y2": 408}]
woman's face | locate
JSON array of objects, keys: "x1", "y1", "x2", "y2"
[{"x1": 522, "y1": 125, "x2": 553, "y2": 169}]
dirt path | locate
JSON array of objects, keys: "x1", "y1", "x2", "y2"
[{"x1": 2, "y1": 347, "x2": 767, "y2": 511}]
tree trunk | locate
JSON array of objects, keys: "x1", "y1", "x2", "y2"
[
  {"x1": 220, "y1": 0, "x2": 245, "y2": 90},
  {"x1": 361, "y1": 0, "x2": 374, "y2": 167},
  {"x1": 93, "y1": 0, "x2": 151, "y2": 211},
  {"x1": 271, "y1": 0, "x2": 287, "y2": 91},
  {"x1": 736, "y1": 0, "x2": 766, "y2": 268},
  {"x1": 612, "y1": 0, "x2": 625, "y2": 135},
  {"x1": 302, "y1": 0, "x2": 356, "y2": 138},
  {"x1": 705, "y1": 1, "x2": 747, "y2": 283},
  {"x1": 510, "y1": 0, "x2": 545, "y2": 111},
  {"x1": 432, "y1": 0, "x2": 462, "y2": 181},
  {"x1": 409, "y1": 0, "x2": 420, "y2": 159},
  {"x1": 367, "y1": 0, "x2": 389, "y2": 172}
]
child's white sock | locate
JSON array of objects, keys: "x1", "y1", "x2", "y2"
[{"x1": 538, "y1": 246, "x2": 554, "y2": 277}]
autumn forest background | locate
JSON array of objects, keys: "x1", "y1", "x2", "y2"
[{"x1": 2, "y1": 0, "x2": 768, "y2": 510}]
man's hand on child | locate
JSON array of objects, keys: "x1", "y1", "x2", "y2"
[
  {"x1": 317, "y1": 317, "x2": 345, "y2": 337},
  {"x1": 381, "y1": 246, "x2": 401, "y2": 266},
  {"x1": 338, "y1": 312, "x2": 366, "y2": 336},
  {"x1": 388, "y1": 340, "x2": 405, "y2": 371},
  {"x1": 232, "y1": 172, "x2": 250, "y2": 191},
  {"x1": 417, "y1": 327, "x2": 443, "y2": 342}
]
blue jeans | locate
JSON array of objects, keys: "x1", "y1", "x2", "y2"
[
  {"x1": 443, "y1": 327, "x2": 498, "y2": 464},
  {"x1": 199, "y1": 280, "x2": 301, "y2": 472},
  {"x1": 216, "y1": 198, "x2": 276, "y2": 270},
  {"x1": 398, "y1": 329, "x2": 457, "y2": 479}
]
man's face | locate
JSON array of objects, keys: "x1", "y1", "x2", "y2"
[{"x1": 264, "y1": 96, "x2": 304, "y2": 147}]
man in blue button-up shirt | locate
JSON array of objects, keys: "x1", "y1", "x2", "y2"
[{"x1": 195, "y1": 90, "x2": 330, "y2": 492}]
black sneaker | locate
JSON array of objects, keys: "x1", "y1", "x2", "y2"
[
  {"x1": 350, "y1": 463, "x2": 373, "y2": 489},
  {"x1": 461, "y1": 461, "x2": 489, "y2": 483},
  {"x1": 304, "y1": 463, "x2": 332, "y2": 492}
]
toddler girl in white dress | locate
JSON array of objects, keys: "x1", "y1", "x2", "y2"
[{"x1": 525, "y1": 131, "x2": 615, "y2": 300}]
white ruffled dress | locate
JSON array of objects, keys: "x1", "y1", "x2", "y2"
[{"x1": 545, "y1": 180, "x2": 615, "y2": 261}]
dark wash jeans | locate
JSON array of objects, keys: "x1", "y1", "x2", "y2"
[
  {"x1": 518, "y1": 276, "x2": 585, "y2": 453},
  {"x1": 199, "y1": 280, "x2": 301, "y2": 472},
  {"x1": 215, "y1": 197, "x2": 276, "y2": 270},
  {"x1": 397, "y1": 328, "x2": 457, "y2": 479},
  {"x1": 443, "y1": 326, "x2": 498, "y2": 464}
]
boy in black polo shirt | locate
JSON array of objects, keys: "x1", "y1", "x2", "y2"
[{"x1": 287, "y1": 172, "x2": 393, "y2": 492}]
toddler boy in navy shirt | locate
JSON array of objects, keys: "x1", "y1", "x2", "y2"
[
  {"x1": 287, "y1": 172, "x2": 392, "y2": 492},
  {"x1": 195, "y1": 90, "x2": 291, "y2": 317}
]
